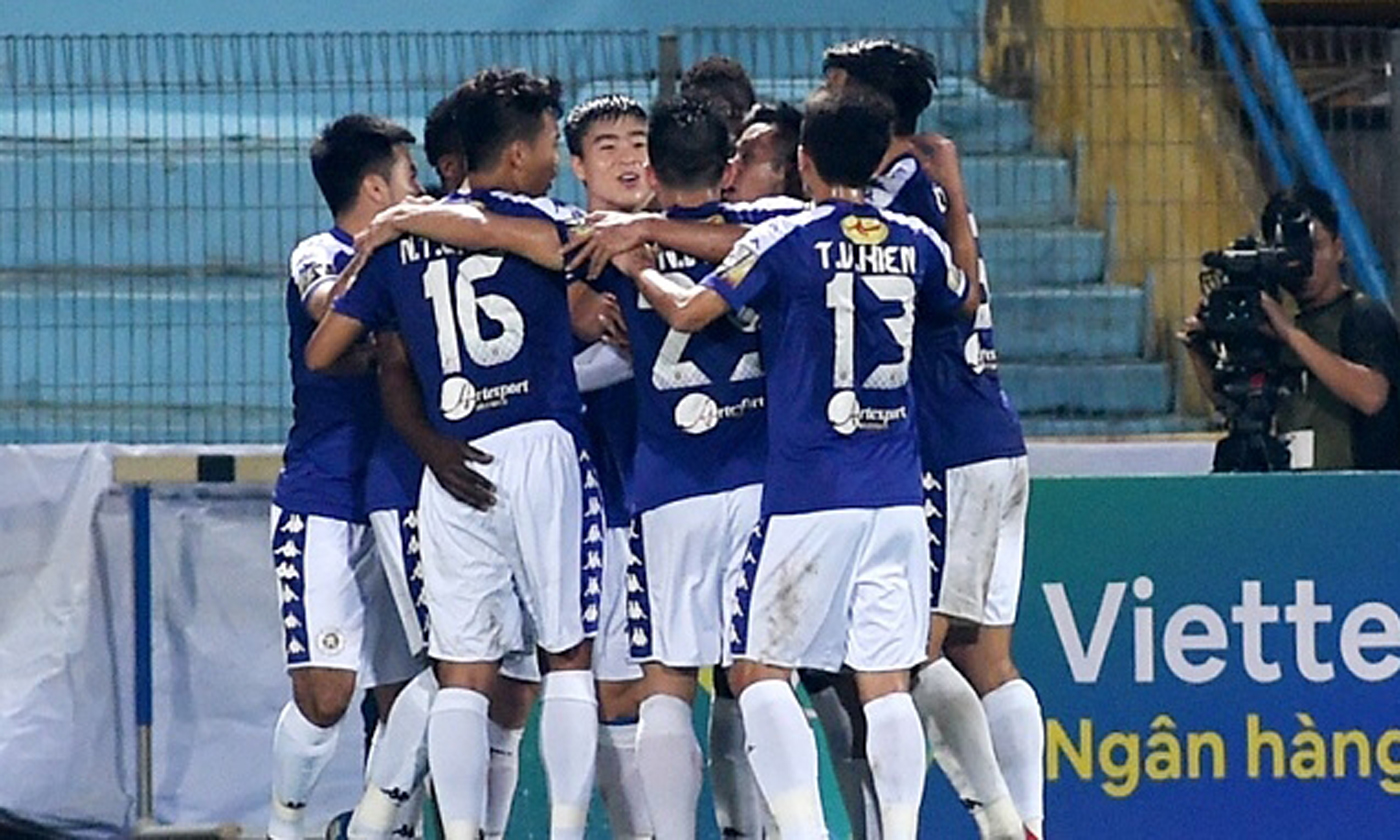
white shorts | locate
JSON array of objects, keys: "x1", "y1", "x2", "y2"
[
  {"x1": 418, "y1": 420, "x2": 603, "y2": 664},
  {"x1": 728, "y1": 506, "x2": 930, "y2": 673},
  {"x1": 595, "y1": 525, "x2": 644, "y2": 682},
  {"x1": 370, "y1": 506, "x2": 429, "y2": 658},
  {"x1": 926, "y1": 456, "x2": 1029, "y2": 626},
  {"x1": 271, "y1": 506, "x2": 419, "y2": 687},
  {"x1": 629, "y1": 484, "x2": 762, "y2": 668}
]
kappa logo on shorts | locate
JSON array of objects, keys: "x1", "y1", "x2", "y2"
[
  {"x1": 399, "y1": 507, "x2": 429, "y2": 644},
  {"x1": 578, "y1": 451, "x2": 605, "y2": 635},
  {"x1": 625, "y1": 516, "x2": 654, "y2": 658},
  {"x1": 274, "y1": 508, "x2": 311, "y2": 664},
  {"x1": 924, "y1": 469, "x2": 949, "y2": 610},
  {"x1": 729, "y1": 517, "x2": 769, "y2": 656}
]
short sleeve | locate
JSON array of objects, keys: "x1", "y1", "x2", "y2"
[
  {"x1": 333, "y1": 248, "x2": 396, "y2": 332},
  {"x1": 701, "y1": 234, "x2": 774, "y2": 314},
  {"x1": 1341, "y1": 296, "x2": 1400, "y2": 385},
  {"x1": 913, "y1": 225, "x2": 969, "y2": 318}
]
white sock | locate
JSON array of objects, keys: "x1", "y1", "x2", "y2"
[
  {"x1": 428, "y1": 687, "x2": 491, "y2": 840},
  {"x1": 269, "y1": 701, "x2": 340, "y2": 840},
  {"x1": 596, "y1": 721, "x2": 652, "y2": 838},
  {"x1": 984, "y1": 679, "x2": 1045, "y2": 838},
  {"x1": 636, "y1": 694, "x2": 701, "y2": 839},
  {"x1": 863, "y1": 693, "x2": 926, "y2": 840},
  {"x1": 539, "y1": 670, "x2": 598, "y2": 839},
  {"x1": 708, "y1": 694, "x2": 767, "y2": 838},
  {"x1": 351, "y1": 669, "x2": 435, "y2": 839},
  {"x1": 913, "y1": 659, "x2": 1020, "y2": 840},
  {"x1": 806, "y1": 680, "x2": 880, "y2": 840},
  {"x1": 484, "y1": 720, "x2": 525, "y2": 839},
  {"x1": 738, "y1": 680, "x2": 828, "y2": 840}
]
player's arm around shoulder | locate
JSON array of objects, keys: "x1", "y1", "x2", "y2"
[
  {"x1": 610, "y1": 246, "x2": 730, "y2": 333},
  {"x1": 908, "y1": 213, "x2": 979, "y2": 320},
  {"x1": 362, "y1": 199, "x2": 565, "y2": 271}
]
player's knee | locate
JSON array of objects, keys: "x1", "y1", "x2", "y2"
[
  {"x1": 544, "y1": 639, "x2": 593, "y2": 672},
  {"x1": 947, "y1": 646, "x2": 1019, "y2": 697},
  {"x1": 292, "y1": 679, "x2": 354, "y2": 727}
]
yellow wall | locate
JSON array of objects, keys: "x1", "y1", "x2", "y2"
[{"x1": 985, "y1": 0, "x2": 1268, "y2": 414}]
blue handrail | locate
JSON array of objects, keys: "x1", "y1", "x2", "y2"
[
  {"x1": 1224, "y1": 0, "x2": 1391, "y2": 300},
  {"x1": 1191, "y1": 0, "x2": 1297, "y2": 187}
]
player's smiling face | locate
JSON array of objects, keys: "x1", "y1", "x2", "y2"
[{"x1": 571, "y1": 115, "x2": 650, "y2": 212}]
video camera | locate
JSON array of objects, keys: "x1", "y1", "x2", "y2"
[{"x1": 1195, "y1": 199, "x2": 1315, "y2": 472}]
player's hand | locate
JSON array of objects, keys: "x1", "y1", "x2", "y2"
[
  {"x1": 420, "y1": 434, "x2": 497, "y2": 510},
  {"x1": 358, "y1": 205, "x2": 412, "y2": 254},
  {"x1": 573, "y1": 289, "x2": 629, "y2": 349},
  {"x1": 909, "y1": 133, "x2": 967, "y2": 194},
  {"x1": 563, "y1": 211, "x2": 658, "y2": 280},
  {"x1": 609, "y1": 244, "x2": 655, "y2": 281}
]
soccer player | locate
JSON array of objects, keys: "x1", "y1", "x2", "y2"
[
  {"x1": 723, "y1": 101, "x2": 804, "y2": 203},
  {"x1": 584, "y1": 96, "x2": 802, "y2": 839},
  {"x1": 562, "y1": 92, "x2": 654, "y2": 840},
  {"x1": 826, "y1": 38, "x2": 1043, "y2": 840},
  {"x1": 268, "y1": 114, "x2": 424, "y2": 840},
  {"x1": 613, "y1": 85, "x2": 978, "y2": 840},
  {"x1": 307, "y1": 68, "x2": 602, "y2": 840},
  {"x1": 344, "y1": 88, "x2": 554, "y2": 840}
]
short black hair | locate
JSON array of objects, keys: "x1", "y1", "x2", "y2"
[
  {"x1": 822, "y1": 39, "x2": 938, "y2": 136},
  {"x1": 648, "y1": 96, "x2": 731, "y2": 190},
  {"x1": 800, "y1": 86, "x2": 895, "y2": 188},
  {"x1": 451, "y1": 67, "x2": 563, "y2": 174},
  {"x1": 424, "y1": 86, "x2": 465, "y2": 167},
  {"x1": 1264, "y1": 184, "x2": 1340, "y2": 240},
  {"x1": 679, "y1": 55, "x2": 756, "y2": 136},
  {"x1": 564, "y1": 94, "x2": 647, "y2": 157},
  {"x1": 309, "y1": 114, "x2": 415, "y2": 216},
  {"x1": 742, "y1": 101, "x2": 804, "y2": 199}
]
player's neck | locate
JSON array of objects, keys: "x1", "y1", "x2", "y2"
[
  {"x1": 332, "y1": 205, "x2": 377, "y2": 239},
  {"x1": 877, "y1": 135, "x2": 915, "y2": 177},
  {"x1": 810, "y1": 183, "x2": 865, "y2": 204},
  {"x1": 466, "y1": 168, "x2": 523, "y2": 195},
  {"x1": 655, "y1": 184, "x2": 720, "y2": 210}
]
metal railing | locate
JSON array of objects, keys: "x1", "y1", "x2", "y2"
[{"x1": 0, "y1": 26, "x2": 1393, "y2": 441}]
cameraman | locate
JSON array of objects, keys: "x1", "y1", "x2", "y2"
[{"x1": 1184, "y1": 185, "x2": 1400, "y2": 469}]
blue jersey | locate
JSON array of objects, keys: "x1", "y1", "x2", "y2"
[
  {"x1": 274, "y1": 227, "x2": 380, "y2": 522},
  {"x1": 702, "y1": 200, "x2": 969, "y2": 516},
  {"x1": 336, "y1": 190, "x2": 586, "y2": 443},
  {"x1": 871, "y1": 154, "x2": 1026, "y2": 469},
  {"x1": 598, "y1": 198, "x2": 802, "y2": 513}
]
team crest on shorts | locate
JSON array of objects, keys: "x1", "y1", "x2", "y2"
[{"x1": 317, "y1": 629, "x2": 345, "y2": 656}]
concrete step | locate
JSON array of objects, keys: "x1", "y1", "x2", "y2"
[
  {"x1": 1020, "y1": 414, "x2": 1211, "y2": 438},
  {"x1": 963, "y1": 155, "x2": 1076, "y2": 227},
  {"x1": 922, "y1": 85, "x2": 1034, "y2": 154},
  {"x1": 1000, "y1": 360, "x2": 1173, "y2": 416},
  {"x1": 992, "y1": 286, "x2": 1145, "y2": 360},
  {"x1": 980, "y1": 227, "x2": 1106, "y2": 288}
]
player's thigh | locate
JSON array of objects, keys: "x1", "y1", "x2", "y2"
[
  {"x1": 502, "y1": 420, "x2": 596, "y2": 656},
  {"x1": 846, "y1": 505, "x2": 930, "y2": 674},
  {"x1": 932, "y1": 458, "x2": 1013, "y2": 624},
  {"x1": 369, "y1": 506, "x2": 429, "y2": 660},
  {"x1": 595, "y1": 524, "x2": 643, "y2": 684},
  {"x1": 357, "y1": 513, "x2": 423, "y2": 688},
  {"x1": 271, "y1": 506, "x2": 366, "y2": 675},
  {"x1": 417, "y1": 468, "x2": 523, "y2": 665},
  {"x1": 981, "y1": 455, "x2": 1029, "y2": 627},
  {"x1": 730, "y1": 509, "x2": 862, "y2": 674},
  {"x1": 633, "y1": 484, "x2": 760, "y2": 668}
]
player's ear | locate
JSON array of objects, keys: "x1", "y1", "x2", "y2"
[
  {"x1": 645, "y1": 162, "x2": 660, "y2": 193},
  {"x1": 570, "y1": 154, "x2": 588, "y2": 187},
  {"x1": 796, "y1": 145, "x2": 816, "y2": 194},
  {"x1": 360, "y1": 170, "x2": 390, "y2": 208}
]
